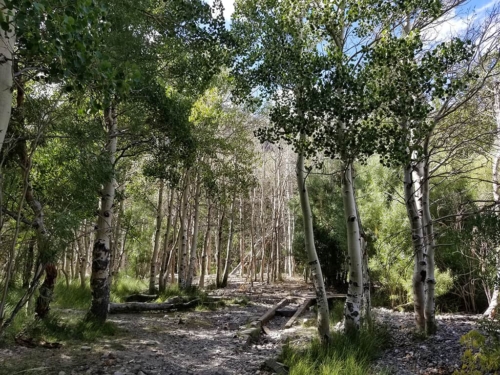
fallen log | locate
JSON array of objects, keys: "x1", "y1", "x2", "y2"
[
  {"x1": 109, "y1": 298, "x2": 199, "y2": 314},
  {"x1": 284, "y1": 298, "x2": 313, "y2": 328},
  {"x1": 257, "y1": 298, "x2": 290, "y2": 327},
  {"x1": 124, "y1": 294, "x2": 158, "y2": 303}
]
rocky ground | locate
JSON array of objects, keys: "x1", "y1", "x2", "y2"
[
  {"x1": 0, "y1": 277, "x2": 482, "y2": 375},
  {"x1": 373, "y1": 308, "x2": 481, "y2": 375}
]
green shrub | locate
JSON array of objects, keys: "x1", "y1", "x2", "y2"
[{"x1": 455, "y1": 318, "x2": 500, "y2": 374}]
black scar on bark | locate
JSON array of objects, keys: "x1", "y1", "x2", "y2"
[{"x1": 420, "y1": 270, "x2": 426, "y2": 282}]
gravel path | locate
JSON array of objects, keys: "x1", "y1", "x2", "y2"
[
  {"x1": 0, "y1": 277, "x2": 317, "y2": 375},
  {"x1": 1, "y1": 279, "x2": 482, "y2": 375}
]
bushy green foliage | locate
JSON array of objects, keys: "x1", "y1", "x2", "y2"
[
  {"x1": 280, "y1": 323, "x2": 390, "y2": 375},
  {"x1": 455, "y1": 313, "x2": 500, "y2": 374}
]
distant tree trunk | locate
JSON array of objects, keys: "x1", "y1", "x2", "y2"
[
  {"x1": 342, "y1": 162, "x2": 363, "y2": 332},
  {"x1": 178, "y1": 171, "x2": 190, "y2": 288},
  {"x1": 22, "y1": 237, "x2": 36, "y2": 289},
  {"x1": 110, "y1": 196, "x2": 124, "y2": 282},
  {"x1": 296, "y1": 143, "x2": 330, "y2": 344},
  {"x1": 221, "y1": 194, "x2": 237, "y2": 287},
  {"x1": 215, "y1": 207, "x2": 225, "y2": 287},
  {"x1": 88, "y1": 106, "x2": 117, "y2": 322},
  {"x1": 250, "y1": 189, "x2": 256, "y2": 285},
  {"x1": 186, "y1": 177, "x2": 201, "y2": 288},
  {"x1": 484, "y1": 81, "x2": 500, "y2": 318},
  {"x1": 0, "y1": 2, "x2": 15, "y2": 154},
  {"x1": 159, "y1": 189, "x2": 174, "y2": 292},
  {"x1": 404, "y1": 159, "x2": 426, "y2": 331},
  {"x1": 199, "y1": 202, "x2": 212, "y2": 289},
  {"x1": 149, "y1": 180, "x2": 164, "y2": 294},
  {"x1": 239, "y1": 196, "x2": 244, "y2": 277}
]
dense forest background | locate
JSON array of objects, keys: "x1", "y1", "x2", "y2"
[{"x1": 0, "y1": 0, "x2": 500, "y2": 353}]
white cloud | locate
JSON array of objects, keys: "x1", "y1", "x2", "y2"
[{"x1": 422, "y1": 9, "x2": 469, "y2": 43}]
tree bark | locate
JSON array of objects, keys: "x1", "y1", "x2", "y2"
[
  {"x1": 199, "y1": 201, "x2": 212, "y2": 289},
  {"x1": 186, "y1": 177, "x2": 201, "y2": 288},
  {"x1": 35, "y1": 264, "x2": 57, "y2": 319},
  {"x1": 404, "y1": 159, "x2": 426, "y2": 331},
  {"x1": 484, "y1": 81, "x2": 500, "y2": 318},
  {"x1": 88, "y1": 106, "x2": 117, "y2": 322},
  {"x1": 342, "y1": 162, "x2": 364, "y2": 332},
  {"x1": 296, "y1": 143, "x2": 330, "y2": 343},
  {"x1": 221, "y1": 194, "x2": 237, "y2": 287},
  {"x1": 159, "y1": 189, "x2": 174, "y2": 292},
  {"x1": 215, "y1": 206, "x2": 225, "y2": 287},
  {"x1": 178, "y1": 171, "x2": 190, "y2": 288},
  {"x1": 149, "y1": 180, "x2": 164, "y2": 294},
  {"x1": 0, "y1": 2, "x2": 14, "y2": 153}
]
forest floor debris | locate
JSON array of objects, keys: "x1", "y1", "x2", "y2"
[
  {"x1": 373, "y1": 307, "x2": 481, "y2": 375},
  {"x1": 0, "y1": 277, "x2": 482, "y2": 375}
]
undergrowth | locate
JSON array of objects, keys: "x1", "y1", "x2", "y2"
[{"x1": 280, "y1": 322, "x2": 390, "y2": 375}]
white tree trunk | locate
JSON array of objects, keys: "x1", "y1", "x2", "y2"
[
  {"x1": 296, "y1": 145, "x2": 330, "y2": 343},
  {"x1": 0, "y1": 2, "x2": 14, "y2": 154},
  {"x1": 404, "y1": 160, "x2": 426, "y2": 331},
  {"x1": 199, "y1": 201, "x2": 212, "y2": 289},
  {"x1": 421, "y1": 136, "x2": 437, "y2": 335},
  {"x1": 186, "y1": 177, "x2": 201, "y2": 288},
  {"x1": 149, "y1": 180, "x2": 164, "y2": 294},
  {"x1": 222, "y1": 194, "x2": 237, "y2": 287},
  {"x1": 485, "y1": 81, "x2": 500, "y2": 318},
  {"x1": 89, "y1": 106, "x2": 117, "y2": 322},
  {"x1": 341, "y1": 162, "x2": 363, "y2": 332},
  {"x1": 178, "y1": 171, "x2": 190, "y2": 288}
]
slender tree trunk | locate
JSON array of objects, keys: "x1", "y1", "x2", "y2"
[
  {"x1": 149, "y1": 180, "x2": 164, "y2": 294},
  {"x1": 159, "y1": 189, "x2": 174, "y2": 292},
  {"x1": 221, "y1": 194, "x2": 237, "y2": 287},
  {"x1": 239, "y1": 197, "x2": 244, "y2": 277},
  {"x1": 88, "y1": 106, "x2": 117, "y2": 322},
  {"x1": 186, "y1": 178, "x2": 201, "y2": 288},
  {"x1": 250, "y1": 189, "x2": 256, "y2": 285},
  {"x1": 22, "y1": 237, "x2": 36, "y2": 289},
  {"x1": 0, "y1": 2, "x2": 14, "y2": 154},
  {"x1": 404, "y1": 160, "x2": 426, "y2": 331},
  {"x1": 215, "y1": 207, "x2": 225, "y2": 287},
  {"x1": 485, "y1": 81, "x2": 500, "y2": 318},
  {"x1": 296, "y1": 145, "x2": 330, "y2": 343},
  {"x1": 341, "y1": 162, "x2": 363, "y2": 332},
  {"x1": 178, "y1": 171, "x2": 190, "y2": 288},
  {"x1": 421, "y1": 150, "x2": 437, "y2": 334},
  {"x1": 199, "y1": 202, "x2": 212, "y2": 289}
]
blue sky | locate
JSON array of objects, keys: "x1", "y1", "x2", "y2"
[{"x1": 213, "y1": 0, "x2": 497, "y2": 23}]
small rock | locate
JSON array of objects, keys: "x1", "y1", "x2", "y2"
[
  {"x1": 58, "y1": 372, "x2": 66, "y2": 375},
  {"x1": 81, "y1": 346, "x2": 91, "y2": 351}
]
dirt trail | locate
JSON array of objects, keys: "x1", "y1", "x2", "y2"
[{"x1": 0, "y1": 277, "x2": 318, "y2": 375}]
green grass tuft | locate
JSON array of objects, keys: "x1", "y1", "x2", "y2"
[
  {"x1": 281, "y1": 322, "x2": 390, "y2": 375},
  {"x1": 53, "y1": 280, "x2": 92, "y2": 309}
]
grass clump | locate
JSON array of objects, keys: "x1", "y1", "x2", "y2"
[
  {"x1": 53, "y1": 280, "x2": 92, "y2": 309},
  {"x1": 280, "y1": 323, "x2": 390, "y2": 375},
  {"x1": 23, "y1": 313, "x2": 120, "y2": 342},
  {"x1": 110, "y1": 275, "x2": 148, "y2": 302},
  {"x1": 157, "y1": 284, "x2": 208, "y2": 302}
]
